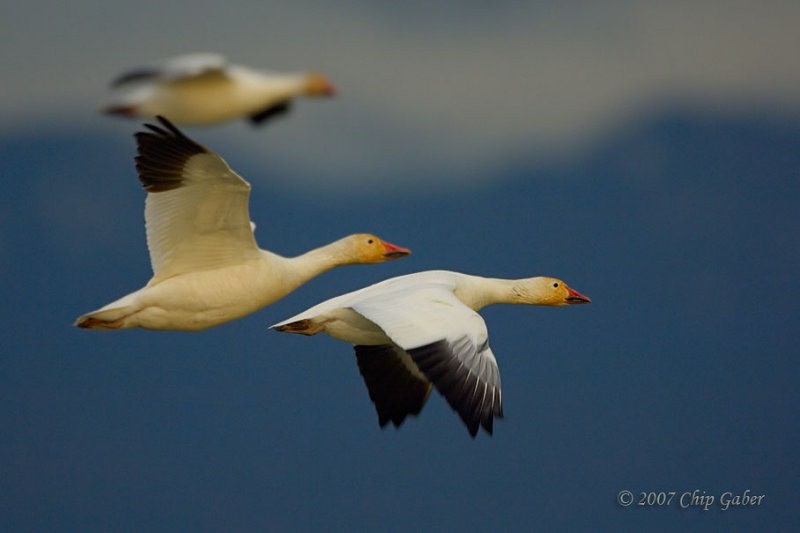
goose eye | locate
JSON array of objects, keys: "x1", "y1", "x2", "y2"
[{"x1": 553, "y1": 282, "x2": 559, "y2": 288}]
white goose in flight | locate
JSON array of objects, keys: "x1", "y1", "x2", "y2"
[
  {"x1": 75, "y1": 117, "x2": 409, "y2": 331},
  {"x1": 272, "y1": 270, "x2": 590, "y2": 437},
  {"x1": 102, "y1": 53, "x2": 335, "y2": 126}
]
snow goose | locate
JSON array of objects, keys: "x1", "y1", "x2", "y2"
[
  {"x1": 271, "y1": 270, "x2": 590, "y2": 437},
  {"x1": 75, "y1": 117, "x2": 409, "y2": 331},
  {"x1": 101, "y1": 53, "x2": 335, "y2": 126}
]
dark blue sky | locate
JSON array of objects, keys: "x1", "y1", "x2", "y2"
[{"x1": 1, "y1": 107, "x2": 797, "y2": 531}]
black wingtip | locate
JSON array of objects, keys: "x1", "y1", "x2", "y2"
[
  {"x1": 408, "y1": 338, "x2": 504, "y2": 438},
  {"x1": 156, "y1": 115, "x2": 182, "y2": 134},
  {"x1": 110, "y1": 68, "x2": 159, "y2": 88},
  {"x1": 355, "y1": 344, "x2": 432, "y2": 432},
  {"x1": 134, "y1": 116, "x2": 207, "y2": 192},
  {"x1": 140, "y1": 115, "x2": 183, "y2": 138},
  {"x1": 249, "y1": 101, "x2": 292, "y2": 125}
]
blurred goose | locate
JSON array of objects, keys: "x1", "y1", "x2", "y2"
[
  {"x1": 271, "y1": 270, "x2": 590, "y2": 437},
  {"x1": 102, "y1": 53, "x2": 335, "y2": 126},
  {"x1": 75, "y1": 117, "x2": 409, "y2": 331}
]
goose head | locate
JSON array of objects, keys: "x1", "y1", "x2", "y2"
[
  {"x1": 513, "y1": 276, "x2": 591, "y2": 306},
  {"x1": 346, "y1": 234, "x2": 411, "y2": 263}
]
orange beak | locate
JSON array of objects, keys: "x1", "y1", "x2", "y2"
[
  {"x1": 565, "y1": 285, "x2": 591, "y2": 304},
  {"x1": 381, "y1": 240, "x2": 411, "y2": 260},
  {"x1": 318, "y1": 81, "x2": 336, "y2": 96}
]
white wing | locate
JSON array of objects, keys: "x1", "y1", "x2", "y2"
[
  {"x1": 111, "y1": 53, "x2": 229, "y2": 87},
  {"x1": 135, "y1": 117, "x2": 260, "y2": 281},
  {"x1": 349, "y1": 277, "x2": 504, "y2": 436},
  {"x1": 269, "y1": 272, "x2": 444, "y2": 329}
]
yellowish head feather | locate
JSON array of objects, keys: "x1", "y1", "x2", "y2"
[{"x1": 513, "y1": 277, "x2": 591, "y2": 306}]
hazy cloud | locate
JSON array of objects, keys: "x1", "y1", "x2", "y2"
[{"x1": 3, "y1": 0, "x2": 799, "y2": 192}]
